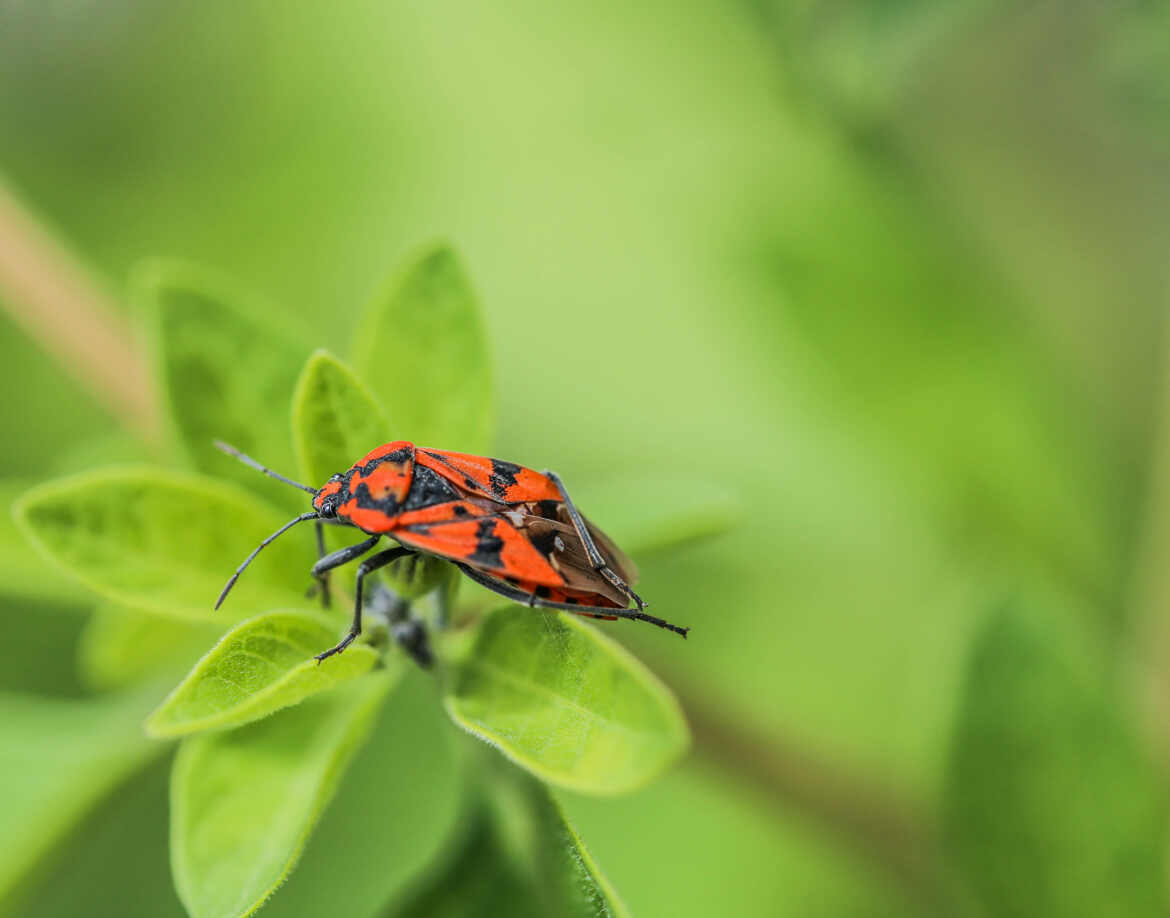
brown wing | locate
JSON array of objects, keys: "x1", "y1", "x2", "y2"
[
  {"x1": 503, "y1": 509, "x2": 632, "y2": 606},
  {"x1": 584, "y1": 515, "x2": 639, "y2": 585}
]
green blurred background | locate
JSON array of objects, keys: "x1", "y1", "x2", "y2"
[{"x1": 3, "y1": 1, "x2": 1170, "y2": 915}]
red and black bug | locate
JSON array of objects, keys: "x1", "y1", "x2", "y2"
[{"x1": 214, "y1": 440, "x2": 689, "y2": 661}]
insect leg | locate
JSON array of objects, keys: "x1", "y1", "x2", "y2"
[
  {"x1": 310, "y1": 534, "x2": 382, "y2": 580},
  {"x1": 545, "y1": 470, "x2": 646, "y2": 610},
  {"x1": 316, "y1": 546, "x2": 414, "y2": 662},
  {"x1": 454, "y1": 563, "x2": 688, "y2": 638},
  {"x1": 307, "y1": 520, "x2": 332, "y2": 608}
]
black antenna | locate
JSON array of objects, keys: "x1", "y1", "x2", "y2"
[
  {"x1": 216, "y1": 511, "x2": 319, "y2": 609},
  {"x1": 214, "y1": 440, "x2": 317, "y2": 495}
]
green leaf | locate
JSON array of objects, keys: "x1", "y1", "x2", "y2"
[
  {"x1": 444, "y1": 606, "x2": 690, "y2": 794},
  {"x1": 0, "y1": 685, "x2": 164, "y2": 905},
  {"x1": 263, "y1": 670, "x2": 463, "y2": 917},
  {"x1": 146, "y1": 610, "x2": 387, "y2": 738},
  {"x1": 291, "y1": 348, "x2": 452, "y2": 598},
  {"x1": 291, "y1": 349, "x2": 392, "y2": 488},
  {"x1": 1, "y1": 479, "x2": 88, "y2": 605},
  {"x1": 571, "y1": 474, "x2": 740, "y2": 559},
  {"x1": 171, "y1": 673, "x2": 393, "y2": 918},
  {"x1": 12, "y1": 755, "x2": 186, "y2": 918},
  {"x1": 944, "y1": 605, "x2": 1166, "y2": 918},
  {"x1": 389, "y1": 759, "x2": 628, "y2": 918},
  {"x1": 78, "y1": 603, "x2": 221, "y2": 692},
  {"x1": 352, "y1": 244, "x2": 494, "y2": 452},
  {"x1": 136, "y1": 258, "x2": 310, "y2": 511},
  {"x1": 14, "y1": 468, "x2": 314, "y2": 621}
]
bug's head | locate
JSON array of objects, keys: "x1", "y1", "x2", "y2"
[{"x1": 313, "y1": 474, "x2": 346, "y2": 519}]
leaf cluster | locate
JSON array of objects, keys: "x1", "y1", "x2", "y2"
[{"x1": 4, "y1": 245, "x2": 731, "y2": 917}]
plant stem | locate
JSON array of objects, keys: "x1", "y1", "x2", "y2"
[
  {"x1": 661, "y1": 664, "x2": 954, "y2": 911},
  {"x1": 0, "y1": 182, "x2": 159, "y2": 443}
]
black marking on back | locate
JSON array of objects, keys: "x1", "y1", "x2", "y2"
[
  {"x1": 469, "y1": 518, "x2": 505, "y2": 568},
  {"x1": 352, "y1": 480, "x2": 402, "y2": 516},
  {"x1": 360, "y1": 445, "x2": 412, "y2": 475},
  {"x1": 489, "y1": 458, "x2": 522, "y2": 498},
  {"x1": 404, "y1": 465, "x2": 459, "y2": 511},
  {"x1": 452, "y1": 504, "x2": 471, "y2": 517}
]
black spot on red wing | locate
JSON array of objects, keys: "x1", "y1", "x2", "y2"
[
  {"x1": 563, "y1": 596, "x2": 579, "y2": 605},
  {"x1": 464, "y1": 475, "x2": 479, "y2": 491},
  {"x1": 534, "y1": 584, "x2": 551, "y2": 599},
  {"x1": 452, "y1": 504, "x2": 470, "y2": 517},
  {"x1": 489, "y1": 459, "x2": 522, "y2": 497},
  {"x1": 404, "y1": 465, "x2": 459, "y2": 510},
  {"x1": 468, "y1": 518, "x2": 505, "y2": 568}
]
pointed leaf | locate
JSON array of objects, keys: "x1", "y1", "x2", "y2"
[
  {"x1": 14, "y1": 468, "x2": 314, "y2": 621},
  {"x1": 171, "y1": 673, "x2": 393, "y2": 918},
  {"x1": 389, "y1": 764, "x2": 628, "y2": 918},
  {"x1": 147, "y1": 610, "x2": 387, "y2": 738},
  {"x1": 945, "y1": 606, "x2": 1166, "y2": 918},
  {"x1": 352, "y1": 245, "x2": 494, "y2": 452},
  {"x1": 289, "y1": 350, "x2": 451, "y2": 597},
  {"x1": 444, "y1": 606, "x2": 690, "y2": 794},
  {"x1": 291, "y1": 349, "x2": 392, "y2": 488},
  {"x1": 0, "y1": 685, "x2": 164, "y2": 904},
  {"x1": 137, "y1": 258, "x2": 310, "y2": 511},
  {"x1": 79, "y1": 603, "x2": 221, "y2": 692}
]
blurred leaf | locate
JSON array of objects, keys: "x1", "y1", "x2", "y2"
[
  {"x1": 763, "y1": 0, "x2": 974, "y2": 130},
  {"x1": 0, "y1": 685, "x2": 164, "y2": 906},
  {"x1": 571, "y1": 473, "x2": 740, "y2": 559},
  {"x1": 136, "y1": 258, "x2": 310, "y2": 511},
  {"x1": 262, "y1": 670, "x2": 463, "y2": 917},
  {"x1": 11, "y1": 754, "x2": 185, "y2": 918},
  {"x1": 146, "y1": 610, "x2": 387, "y2": 738},
  {"x1": 14, "y1": 468, "x2": 313, "y2": 621},
  {"x1": 444, "y1": 606, "x2": 689, "y2": 794},
  {"x1": 291, "y1": 349, "x2": 392, "y2": 488},
  {"x1": 944, "y1": 605, "x2": 1165, "y2": 918},
  {"x1": 0, "y1": 597, "x2": 88, "y2": 698},
  {"x1": 352, "y1": 244, "x2": 494, "y2": 452},
  {"x1": 170, "y1": 673, "x2": 393, "y2": 918},
  {"x1": 1, "y1": 479, "x2": 87, "y2": 605},
  {"x1": 389, "y1": 762, "x2": 628, "y2": 918},
  {"x1": 79, "y1": 602, "x2": 220, "y2": 692}
]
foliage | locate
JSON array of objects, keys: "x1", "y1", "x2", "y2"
[
  {"x1": 2, "y1": 248, "x2": 719, "y2": 916},
  {"x1": 2, "y1": 4, "x2": 1169, "y2": 915}
]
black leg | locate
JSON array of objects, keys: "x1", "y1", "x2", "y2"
[
  {"x1": 316, "y1": 546, "x2": 414, "y2": 662},
  {"x1": 310, "y1": 520, "x2": 332, "y2": 608},
  {"x1": 310, "y1": 534, "x2": 381, "y2": 580},
  {"x1": 546, "y1": 470, "x2": 646, "y2": 610},
  {"x1": 454, "y1": 562, "x2": 689, "y2": 638}
]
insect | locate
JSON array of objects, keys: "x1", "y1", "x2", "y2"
[{"x1": 214, "y1": 440, "x2": 689, "y2": 662}]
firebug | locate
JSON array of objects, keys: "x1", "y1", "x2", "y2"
[{"x1": 214, "y1": 440, "x2": 689, "y2": 662}]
